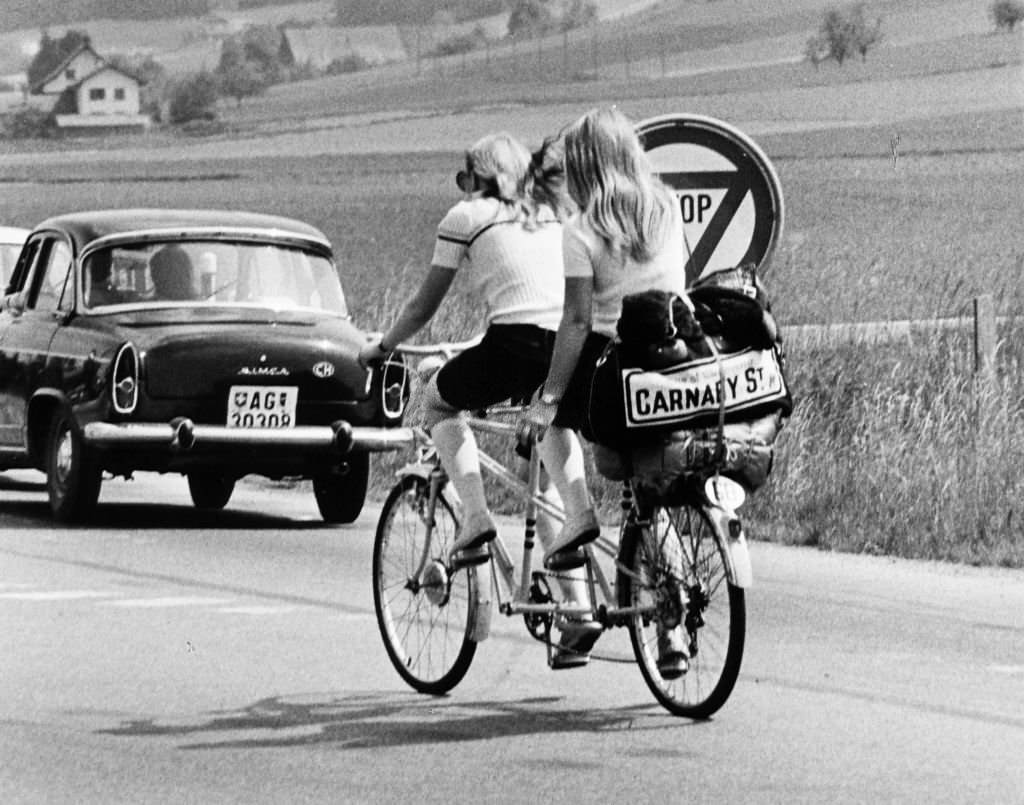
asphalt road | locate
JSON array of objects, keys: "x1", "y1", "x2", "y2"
[{"x1": 1, "y1": 470, "x2": 1022, "y2": 804}]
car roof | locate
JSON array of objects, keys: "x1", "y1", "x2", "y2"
[{"x1": 33, "y1": 209, "x2": 331, "y2": 253}]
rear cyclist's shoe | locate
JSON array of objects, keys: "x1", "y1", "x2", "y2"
[
  {"x1": 544, "y1": 510, "x2": 600, "y2": 571},
  {"x1": 657, "y1": 626, "x2": 689, "y2": 680},
  {"x1": 551, "y1": 619, "x2": 603, "y2": 670},
  {"x1": 448, "y1": 510, "x2": 497, "y2": 567}
]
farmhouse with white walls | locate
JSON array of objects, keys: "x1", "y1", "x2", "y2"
[{"x1": 29, "y1": 38, "x2": 149, "y2": 134}]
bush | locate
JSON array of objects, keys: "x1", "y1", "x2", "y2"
[
  {"x1": 167, "y1": 71, "x2": 219, "y2": 124},
  {"x1": 806, "y1": 4, "x2": 883, "y2": 66},
  {"x1": 991, "y1": 0, "x2": 1024, "y2": 31},
  {"x1": 3, "y1": 105, "x2": 53, "y2": 139},
  {"x1": 325, "y1": 54, "x2": 370, "y2": 75},
  {"x1": 508, "y1": 0, "x2": 554, "y2": 37},
  {"x1": 431, "y1": 28, "x2": 482, "y2": 57}
]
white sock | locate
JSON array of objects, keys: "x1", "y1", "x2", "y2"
[
  {"x1": 430, "y1": 416, "x2": 491, "y2": 527},
  {"x1": 536, "y1": 425, "x2": 593, "y2": 523}
]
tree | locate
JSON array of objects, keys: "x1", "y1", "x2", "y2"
[
  {"x1": 167, "y1": 71, "x2": 218, "y2": 124},
  {"x1": 215, "y1": 27, "x2": 278, "y2": 102},
  {"x1": 508, "y1": 0, "x2": 554, "y2": 37},
  {"x1": 807, "y1": 5, "x2": 883, "y2": 67},
  {"x1": 990, "y1": 0, "x2": 1024, "y2": 31},
  {"x1": 561, "y1": 0, "x2": 598, "y2": 31},
  {"x1": 849, "y1": 4, "x2": 883, "y2": 60},
  {"x1": 218, "y1": 59, "x2": 269, "y2": 104}
]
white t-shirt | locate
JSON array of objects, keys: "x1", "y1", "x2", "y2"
[
  {"x1": 430, "y1": 196, "x2": 564, "y2": 330},
  {"x1": 562, "y1": 199, "x2": 688, "y2": 338}
]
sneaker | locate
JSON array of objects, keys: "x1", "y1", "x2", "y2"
[
  {"x1": 656, "y1": 626, "x2": 689, "y2": 680},
  {"x1": 449, "y1": 510, "x2": 497, "y2": 567},
  {"x1": 544, "y1": 510, "x2": 600, "y2": 571},
  {"x1": 551, "y1": 620, "x2": 602, "y2": 670}
]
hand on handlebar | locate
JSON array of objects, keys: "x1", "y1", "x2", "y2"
[
  {"x1": 520, "y1": 390, "x2": 559, "y2": 444},
  {"x1": 358, "y1": 337, "x2": 388, "y2": 368}
]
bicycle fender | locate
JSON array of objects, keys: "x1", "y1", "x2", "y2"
[
  {"x1": 466, "y1": 565, "x2": 494, "y2": 642},
  {"x1": 709, "y1": 507, "x2": 753, "y2": 588}
]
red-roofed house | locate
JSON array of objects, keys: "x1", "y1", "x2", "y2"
[{"x1": 30, "y1": 39, "x2": 150, "y2": 134}]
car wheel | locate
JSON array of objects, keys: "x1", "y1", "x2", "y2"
[
  {"x1": 313, "y1": 452, "x2": 369, "y2": 524},
  {"x1": 187, "y1": 473, "x2": 236, "y2": 510},
  {"x1": 46, "y1": 412, "x2": 102, "y2": 523}
]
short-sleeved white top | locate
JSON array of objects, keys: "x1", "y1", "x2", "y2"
[
  {"x1": 430, "y1": 196, "x2": 564, "y2": 330},
  {"x1": 562, "y1": 199, "x2": 688, "y2": 338}
]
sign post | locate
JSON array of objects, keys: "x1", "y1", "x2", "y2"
[{"x1": 636, "y1": 114, "x2": 784, "y2": 286}]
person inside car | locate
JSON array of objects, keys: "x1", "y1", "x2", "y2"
[{"x1": 149, "y1": 244, "x2": 196, "y2": 301}]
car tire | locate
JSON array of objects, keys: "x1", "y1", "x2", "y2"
[
  {"x1": 46, "y1": 412, "x2": 102, "y2": 523},
  {"x1": 313, "y1": 452, "x2": 369, "y2": 524},
  {"x1": 187, "y1": 473, "x2": 235, "y2": 510}
]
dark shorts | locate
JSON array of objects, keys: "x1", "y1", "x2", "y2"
[
  {"x1": 436, "y1": 323, "x2": 556, "y2": 411},
  {"x1": 551, "y1": 331, "x2": 613, "y2": 433}
]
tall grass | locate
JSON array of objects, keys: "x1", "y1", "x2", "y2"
[{"x1": 747, "y1": 324, "x2": 1024, "y2": 567}]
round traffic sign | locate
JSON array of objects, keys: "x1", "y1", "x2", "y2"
[{"x1": 636, "y1": 114, "x2": 784, "y2": 285}]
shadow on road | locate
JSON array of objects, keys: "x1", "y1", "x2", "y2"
[
  {"x1": 0, "y1": 499, "x2": 329, "y2": 531},
  {"x1": 99, "y1": 691, "x2": 700, "y2": 749}
]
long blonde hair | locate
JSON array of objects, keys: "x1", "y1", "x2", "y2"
[{"x1": 563, "y1": 106, "x2": 673, "y2": 261}]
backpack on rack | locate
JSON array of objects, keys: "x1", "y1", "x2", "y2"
[{"x1": 584, "y1": 262, "x2": 792, "y2": 493}]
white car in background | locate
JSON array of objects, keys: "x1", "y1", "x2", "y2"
[{"x1": 0, "y1": 226, "x2": 30, "y2": 289}]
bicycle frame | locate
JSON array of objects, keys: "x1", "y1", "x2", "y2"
[
  {"x1": 374, "y1": 339, "x2": 757, "y2": 716},
  {"x1": 391, "y1": 407, "x2": 752, "y2": 649}
]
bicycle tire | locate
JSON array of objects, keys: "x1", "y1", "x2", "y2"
[
  {"x1": 619, "y1": 502, "x2": 745, "y2": 719},
  {"x1": 372, "y1": 474, "x2": 478, "y2": 694}
]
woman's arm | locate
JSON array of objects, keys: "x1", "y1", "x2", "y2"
[
  {"x1": 523, "y1": 276, "x2": 593, "y2": 436},
  {"x1": 359, "y1": 265, "x2": 455, "y2": 364},
  {"x1": 540, "y1": 276, "x2": 593, "y2": 401}
]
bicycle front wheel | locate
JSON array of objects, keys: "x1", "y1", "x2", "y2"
[
  {"x1": 619, "y1": 502, "x2": 745, "y2": 719},
  {"x1": 373, "y1": 475, "x2": 478, "y2": 695}
]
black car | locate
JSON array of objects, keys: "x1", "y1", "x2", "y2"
[{"x1": 0, "y1": 209, "x2": 411, "y2": 522}]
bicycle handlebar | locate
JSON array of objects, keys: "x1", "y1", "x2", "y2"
[{"x1": 390, "y1": 335, "x2": 483, "y2": 360}]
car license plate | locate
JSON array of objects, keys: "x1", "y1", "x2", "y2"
[{"x1": 227, "y1": 386, "x2": 298, "y2": 428}]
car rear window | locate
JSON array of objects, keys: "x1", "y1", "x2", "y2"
[{"x1": 84, "y1": 240, "x2": 348, "y2": 316}]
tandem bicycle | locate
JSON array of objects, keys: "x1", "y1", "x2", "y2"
[{"x1": 370, "y1": 339, "x2": 755, "y2": 719}]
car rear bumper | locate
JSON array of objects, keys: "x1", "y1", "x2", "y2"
[{"x1": 82, "y1": 418, "x2": 414, "y2": 455}]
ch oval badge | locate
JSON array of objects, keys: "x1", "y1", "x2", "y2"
[{"x1": 312, "y1": 361, "x2": 335, "y2": 379}]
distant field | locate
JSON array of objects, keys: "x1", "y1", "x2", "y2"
[{"x1": 1, "y1": 106, "x2": 1020, "y2": 331}]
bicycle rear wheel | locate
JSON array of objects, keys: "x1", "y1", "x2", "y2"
[
  {"x1": 619, "y1": 502, "x2": 745, "y2": 719},
  {"x1": 372, "y1": 475, "x2": 478, "y2": 694}
]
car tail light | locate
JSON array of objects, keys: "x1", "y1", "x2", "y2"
[
  {"x1": 111, "y1": 342, "x2": 139, "y2": 414},
  {"x1": 380, "y1": 354, "x2": 409, "y2": 422}
]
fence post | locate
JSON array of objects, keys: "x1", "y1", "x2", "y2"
[{"x1": 973, "y1": 294, "x2": 996, "y2": 377}]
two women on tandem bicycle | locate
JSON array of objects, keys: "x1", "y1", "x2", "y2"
[{"x1": 363, "y1": 106, "x2": 762, "y2": 716}]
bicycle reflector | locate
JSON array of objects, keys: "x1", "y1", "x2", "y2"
[{"x1": 704, "y1": 475, "x2": 746, "y2": 510}]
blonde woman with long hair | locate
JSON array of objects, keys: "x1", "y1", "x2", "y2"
[{"x1": 524, "y1": 106, "x2": 690, "y2": 674}]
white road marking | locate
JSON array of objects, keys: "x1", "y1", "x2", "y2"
[
  {"x1": 101, "y1": 596, "x2": 235, "y2": 608},
  {"x1": 216, "y1": 605, "x2": 300, "y2": 615},
  {"x1": 0, "y1": 590, "x2": 118, "y2": 601},
  {"x1": 987, "y1": 665, "x2": 1024, "y2": 675}
]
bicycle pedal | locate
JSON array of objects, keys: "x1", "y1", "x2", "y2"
[
  {"x1": 450, "y1": 545, "x2": 490, "y2": 568},
  {"x1": 543, "y1": 548, "x2": 587, "y2": 571}
]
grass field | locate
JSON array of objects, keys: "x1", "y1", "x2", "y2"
[{"x1": 0, "y1": 0, "x2": 1022, "y2": 565}]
